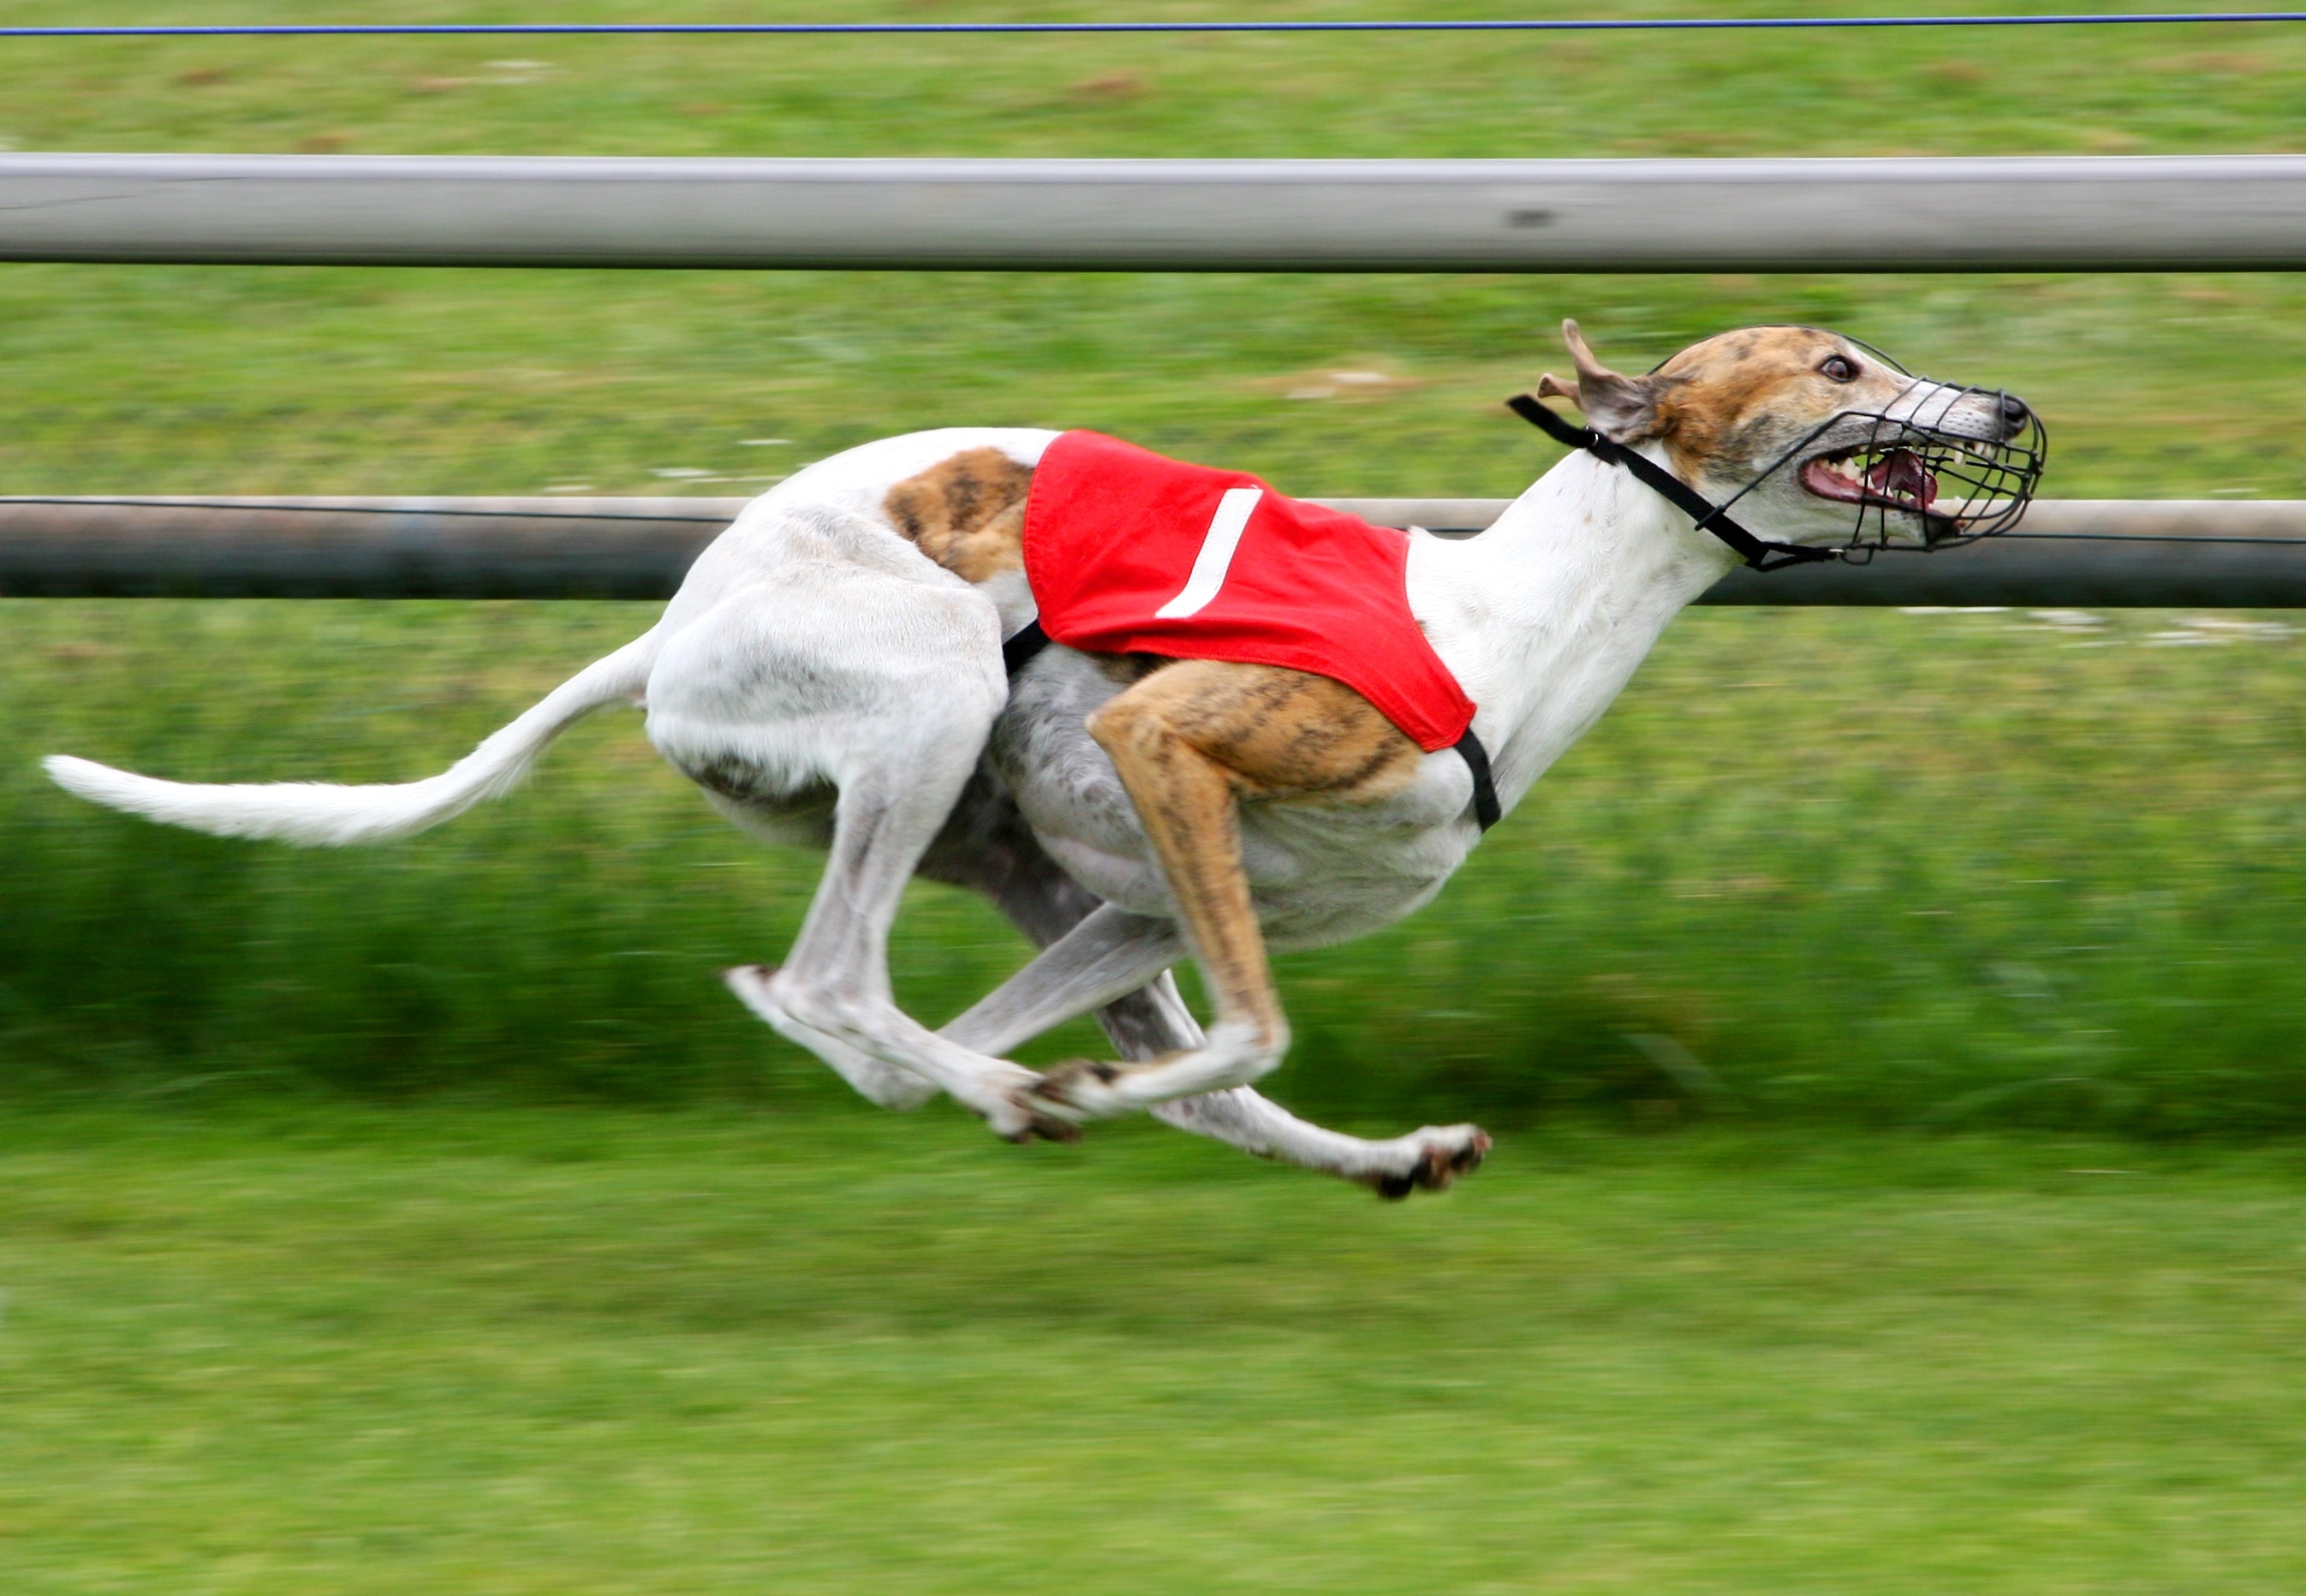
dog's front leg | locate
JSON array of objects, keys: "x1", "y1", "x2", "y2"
[
  {"x1": 1100, "y1": 980, "x2": 1482, "y2": 1195},
  {"x1": 1010, "y1": 676, "x2": 1290, "y2": 1122},
  {"x1": 941, "y1": 902, "x2": 1486, "y2": 1194},
  {"x1": 1015, "y1": 658, "x2": 1439, "y2": 1123},
  {"x1": 1052, "y1": 967, "x2": 1488, "y2": 1197},
  {"x1": 1151, "y1": 1092, "x2": 1490, "y2": 1199}
]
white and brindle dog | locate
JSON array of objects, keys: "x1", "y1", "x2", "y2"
[{"x1": 45, "y1": 322, "x2": 2035, "y2": 1197}]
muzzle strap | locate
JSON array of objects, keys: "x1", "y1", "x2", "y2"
[{"x1": 1505, "y1": 394, "x2": 1839, "y2": 572}]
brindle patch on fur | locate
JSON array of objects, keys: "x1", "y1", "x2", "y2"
[
  {"x1": 884, "y1": 448, "x2": 1034, "y2": 583},
  {"x1": 1101, "y1": 659, "x2": 1423, "y2": 803}
]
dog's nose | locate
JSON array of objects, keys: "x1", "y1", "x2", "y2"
[{"x1": 1998, "y1": 392, "x2": 2031, "y2": 432}]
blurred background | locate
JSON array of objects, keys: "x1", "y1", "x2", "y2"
[{"x1": 3, "y1": 4, "x2": 2305, "y2": 1593}]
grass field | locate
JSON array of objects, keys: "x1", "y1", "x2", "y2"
[
  {"x1": 4, "y1": 1106, "x2": 2305, "y2": 1593},
  {"x1": 0, "y1": 1, "x2": 2302, "y2": 1127}
]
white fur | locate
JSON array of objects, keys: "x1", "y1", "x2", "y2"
[{"x1": 44, "y1": 632, "x2": 659, "y2": 845}]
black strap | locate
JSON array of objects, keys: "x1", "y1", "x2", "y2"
[
  {"x1": 1001, "y1": 619, "x2": 1052, "y2": 675},
  {"x1": 1454, "y1": 728, "x2": 1501, "y2": 831},
  {"x1": 1505, "y1": 394, "x2": 1838, "y2": 572},
  {"x1": 1002, "y1": 618, "x2": 1502, "y2": 833}
]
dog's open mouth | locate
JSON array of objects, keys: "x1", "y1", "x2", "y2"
[{"x1": 1799, "y1": 445, "x2": 1943, "y2": 517}]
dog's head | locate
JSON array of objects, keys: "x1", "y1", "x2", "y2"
[{"x1": 1537, "y1": 320, "x2": 2043, "y2": 550}]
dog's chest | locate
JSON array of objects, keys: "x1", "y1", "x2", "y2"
[{"x1": 990, "y1": 648, "x2": 1475, "y2": 946}]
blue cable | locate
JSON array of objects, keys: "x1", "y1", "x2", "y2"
[{"x1": 2, "y1": 15, "x2": 2304, "y2": 40}]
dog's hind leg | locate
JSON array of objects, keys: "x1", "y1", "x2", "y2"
[
  {"x1": 650, "y1": 511, "x2": 1068, "y2": 1139},
  {"x1": 698, "y1": 788, "x2": 935, "y2": 1112},
  {"x1": 720, "y1": 746, "x2": 1065, "y2": 1139},
  {"x1": 727, "y1": 984, "x2": 939, "y2": 1111},
  {"x1": 707, "y1": 724, "x2": 1076, "y2": 1134},
  {"x1": 940, "y1": 902, "x2": 1187, "y2": 1057},
  {"x1": 917, "y1": 777, "x2": 1205, "y2": 1076}
]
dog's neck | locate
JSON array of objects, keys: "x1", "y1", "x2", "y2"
[{"x1": 1412, "y1": 448, "x2": 1745, "y2": 818}]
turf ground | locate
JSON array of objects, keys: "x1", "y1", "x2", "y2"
[{"x1": 5, "y1": 1108, "x2": 2306, "y2": 1594}]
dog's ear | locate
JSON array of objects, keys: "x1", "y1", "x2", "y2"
[{"x1": 1538, "y1": 319, "x2": 1677, "y2": 444}]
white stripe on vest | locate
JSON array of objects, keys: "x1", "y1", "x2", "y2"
[{"x1": 1152, "y1": 487, "x2": 1263, "y2": 620}]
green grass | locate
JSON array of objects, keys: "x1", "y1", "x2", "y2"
[
  {"x1": 3, "y1": 1106, "x2": 2305, "y2": 1593},
  {"x1": 0, "y1": 0, "x2": 2303, "y2": 1130}
]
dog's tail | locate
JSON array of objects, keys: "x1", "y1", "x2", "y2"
[{"x1": 43, "y1": 630, "x2": 661, "y2": 847}]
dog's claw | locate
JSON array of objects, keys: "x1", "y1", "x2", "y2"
[{"x1": 993, "y1": 1105, "x2": 1083, "y2": 1145}]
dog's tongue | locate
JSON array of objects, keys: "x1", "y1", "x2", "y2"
[{"x1": 1867, "y1": 448, "x2": 1938, "y2": 508}]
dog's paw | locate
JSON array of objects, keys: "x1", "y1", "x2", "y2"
[
  {"x1": 1372, "y1": 1125, "x2": 1492, "y2": 1201},
  {"x1": 987, "y1": 1059, "x2": 1123, "y2": 1142},
  {"x1": 988, "y1": 1079, "x2": 1086, "y2": 1146},
  {"x1": 719, "y1": 964, "x2": 940, "y2": 1111},
  {"x1": 1023, "y1": 1058, "x2": 1126, "y2": 1119},
  {"x1": 721, "y1": 962, "x2": 778, "y2": 1008}
]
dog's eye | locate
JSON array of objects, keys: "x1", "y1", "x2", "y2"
[{"x1": 1819, "y1": 355, "x2": 1859, "y2": 383}]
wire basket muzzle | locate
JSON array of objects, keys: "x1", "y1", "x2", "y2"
[{"x1": 1824, "y1": 388, "x2": 2048, "y2": 557}]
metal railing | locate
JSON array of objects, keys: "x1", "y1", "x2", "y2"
[
  {"x1": 1, "y1": 496, "x2": 2298, "y2": 606},
  {"x1": 4, "y1": 152, "x2": 2301, "y2": 606},
  {"x1": 7, "y1": 154, "x2": 2306, "y2": 271}
]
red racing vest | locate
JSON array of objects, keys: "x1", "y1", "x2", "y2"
[{"x1": 1020, "y1": 430, "x2": 1477, "y2": 753}]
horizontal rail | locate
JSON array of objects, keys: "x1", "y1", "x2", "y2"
[
  {"x1": 13, "y1": 15, "x2": 2306, "y2": 39},
  {"x1": 7, "y1": 154, "x2": 2306, "y2": 271},
  {"x1": 1, "y1": 497, "x2": 2301, "y2": 607},
  {"x1": 0, "y1": 497, "x2": 735, "y2": 601}
]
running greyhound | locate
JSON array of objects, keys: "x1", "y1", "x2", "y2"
[{"x1": 45, "y1": 321, "x2": 2041, "y2": 1196}]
